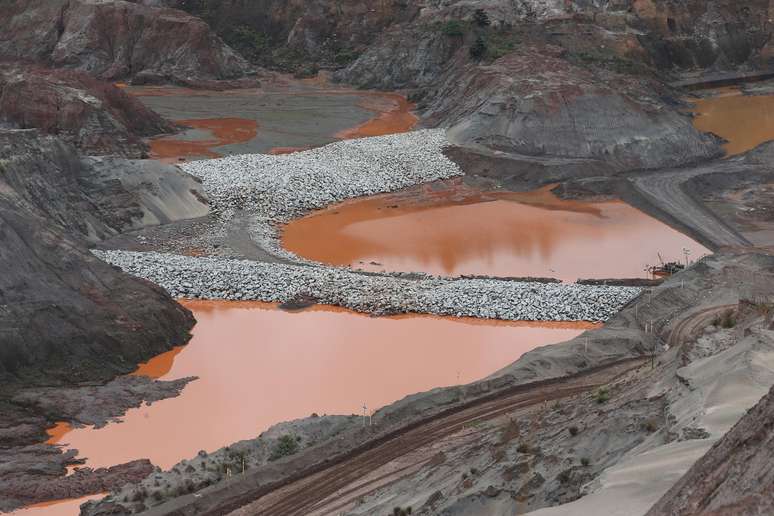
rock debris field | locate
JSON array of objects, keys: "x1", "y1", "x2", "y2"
[{"x1": 97, "y1": 130, "x2": 641, "y2": 322}]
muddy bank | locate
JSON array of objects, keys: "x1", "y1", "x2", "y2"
[
  {"x1": 0, "y1": 375, "x2": 195, "y2": 512},
  {"x1": 282, "y1": 182, "x2": 706, "y2": 281},
  {"x1": 132, "y1": 84, "x2": 416, "y2": 161}
]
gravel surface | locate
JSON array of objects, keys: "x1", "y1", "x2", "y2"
[
  {"x1": 180, "y1": 129, "x2": 463, "y2": 262},
  {"x1": 96, "y1": 130, "x2": 641, "y2": 321},
  {"x1": 95, "y1": 250, "x2": 639, "y2": 322}
]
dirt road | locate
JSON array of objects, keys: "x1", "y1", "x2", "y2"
[
  {"x1": 145, "y1": 358, "x2": 645, "y2": 516},
  {"x1": 630, "y1": 165, "x2": 751, "y2": 250}
]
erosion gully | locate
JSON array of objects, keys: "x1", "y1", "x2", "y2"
[{"x1": 19, "y1": 80, "x2": 750, "y2": 515}]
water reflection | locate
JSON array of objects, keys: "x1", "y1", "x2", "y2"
[
  {"x1": 51, "y1": 302, "x2": 587, "y2": 470},
  {"x1": 282, "y1": 183, "x2": 707, "y2": 281}
]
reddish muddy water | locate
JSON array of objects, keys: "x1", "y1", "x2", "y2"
[
  {"x1": 149, "y1": 118, "x2": 258, "y2": 162},
  {"x1": 11, "y1": 495, "x2": 103, "y2": 516},
  {"x1": 49, "y1": 301, "x2": 589, "y2": 471},
  {"x1": 691, "y1": 88, "x2": 774, "y2": 156},
  {"x1": 282, "y1": 182, "x2": 708, "y2": 281},
  {"x1": 134, "y1": 86, "x2": 416, "y2": 161},
  {"x1": 334, "y1": 92, "x2": 417, "y2": 140}
]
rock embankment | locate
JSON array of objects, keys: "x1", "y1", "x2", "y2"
[
  {"x1": 96, "y1": 250, "x2": 639, "y2": 322},
  {"x1": 96, "y1": 129, "x2": 640, "y2": 322},
  {"x1": 181, "y1": 129, "x2": 461, "y2": 220},
  {"x1": 181, "y1": 129, "x2": 464, "y2": 262}
]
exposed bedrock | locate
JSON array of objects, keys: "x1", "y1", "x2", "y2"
[
  {"x1": 0, "y1": 129, "x2": 201, "y2": 509},
  {"x1": 0, "y1": 140, "x2": 197, "y2": 384},
  {"x1": 0, "y1": 0, "x2": 253, "y2": 84},
  {"x1": 629, "y1": 0, "x2": 774, "y2": 72},
  {"x1": 425, "y1": 48, "x2": 723, "y2": 172},
  {"x1": 0, "y1": 63, "x2": 175, "y2": 157},
  {"x1": 0, "y1": 130, "x2": 210, "y2": 243}
]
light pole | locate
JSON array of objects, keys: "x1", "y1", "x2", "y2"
[
  {"x1": 362, "y1": 404, "x2": 368, "y2": 427},
  {"x1": 682, "y1": 248, "x2": 691, "y2": 266}
]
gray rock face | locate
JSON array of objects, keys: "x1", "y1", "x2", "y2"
[
  {"x1": 0, "y1": 0, "x2": 253, "y2": 84},
  {"x1": 0, "y1": 130, "x2": 209, "y2": 243},
  {"x1": 0, "y1": 63, "x2": 175, "y2": 158},
  {"x1": 431, "y1": 50, "x2": 723, "y2": 172},
  {"x1": 0, "y1": 131, "x2": 196, "y2": 386}
]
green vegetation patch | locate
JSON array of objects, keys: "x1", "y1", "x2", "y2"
[{"x1": 269, "y1": 434, "x2": 300, "y2": 461}]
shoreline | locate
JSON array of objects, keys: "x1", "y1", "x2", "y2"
[{"x1": 97, "y1": 130, "x2": 641, "y2": 323}]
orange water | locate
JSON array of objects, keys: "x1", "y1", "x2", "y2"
[
  {"x1": 691, "y1": 88, "x2": 774, "y2": 156},
  {"x1": 282, "y1": 183, "x2": 708, "y2": 281},
  {"x1": 149, "y1": 117, "x2": 258, "y2": 161},
  {"x1": 49, "y1": 301, "x2": 588, "y2": 471},
  {"x1": 10, "y1": 495, "x2": 103, "y2": 516}
]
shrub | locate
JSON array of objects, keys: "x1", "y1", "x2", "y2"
[
  {"x1": 517, "y1": 443, "x2": 531, "y2": 454},
  {"x1": 469, "y1": 36, "x2": 488, "y2": 60},
  {"x1": 568, "y1": 426, "x2": 579, "y2": 436},
  {"x1": 224, "y1": 25, "x2": 269, "y2": 60},
  {"x1": 269, "y1": 434, "x2": 300, "y2": 461},
  {"x1": 293, "y1": 64, "x2": 319, "y2": 79},
  {"x1": 473, "y1": 9, "x2": 491, "y2": 27},
  {"x1": 581, "y1": 457, "x2": 590, "y2": 467},
  {"x1": 721, "y1": 310, "x2": 737, "y2": 328},
  {"x1": 442, "y1": 20, "x2": 465, "y2": 36},
  {"x1": 392, "y1": 507, "x2": 413, "y2": 516},
  {"x1": 557, "y1": 470, "x2": 572, "y2": 484},
  {"x1": 643, "y1": 421, "x2": 657, "y2": 433},
  {"x1": 594, "y1": 387, "x2": 610, "y2": 404},
  {"x1": 334, "y1": 49, "x2": 360, "y2": 65}
]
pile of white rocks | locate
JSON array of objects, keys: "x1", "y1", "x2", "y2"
[
  {"x1": 181, "y1": 129, "x2": 461, "y2": 220},
  {"x1": 180, "y1": 129, "x2": 464, "y2": 262},
  {"x1": 96, "y1": 250, "x2": 640, "y2": 322},
  {"x1": 96, "y1": 129, "x2": 642, "y2": 321}
]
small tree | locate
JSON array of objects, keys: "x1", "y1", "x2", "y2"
[
  {"x1": 473, "y1": 9, "x2": 491, "y2": 27},
  {"x1": 470, "y1": 36, "x2": 488, "y2": 60}
]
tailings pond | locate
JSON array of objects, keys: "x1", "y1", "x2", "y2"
[
  {"x1": 691, "y1": 86, "x2": 774, "y2": 156},
  {"x1": 16, "y1": 83, "x2": 725, "y2": 515},
  {"x1": 127, "y1": 83, "x2": 416, "y2": 161},
  {"x1": 47, "y1": 301, "x2": 588, "y2": 472},
  {"x1": 283, "y1": 181, "x2": 708, "y2": 281}
]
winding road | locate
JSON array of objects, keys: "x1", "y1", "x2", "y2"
[{"x1": 629, "y1": 162, "x2": 751, "y2": 250}]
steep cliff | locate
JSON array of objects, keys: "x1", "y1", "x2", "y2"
[
  {"x1": 0, "y1": 64, "x2": 175, "y2": 157},
  {"x1": 425, "y1": 48, "x2": 723, "y2": 172},
  {"x1": 0, "y1": 130, "x2": 201, "y2": 384},
  {"x1": 0, "y1": 0, "x2": 253, "y2": 84}
]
